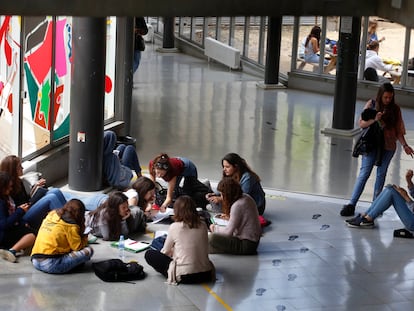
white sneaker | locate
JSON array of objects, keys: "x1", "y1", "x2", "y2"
[{"x1": 0, "y1": 249, "x2": 17, "y2": 263}]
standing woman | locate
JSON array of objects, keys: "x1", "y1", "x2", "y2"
[
  {"x1": 145, "y1": 195, "x2": 215, "y2": 285},
  {"x1": 31, "y1": 199, "x2": 93, "y2": 274},
  {"x1": 207, "y1": 153, "x2": 266, "y2": 215},
  {"x1": 0, "y1": 155, "x2": 67, "y2": 231},
  {"x1": 209, "y1": 177, "x2": 262, "y2": 255},
  {"x1": 341, "y1": 83, "x2": 414, "y2": 216},
  {"x1": 149, "y1": 153, "x2": 209, "y2": 211},
  {"x1": 0, "y1": 172, "x2": 36, "y2": 262}
]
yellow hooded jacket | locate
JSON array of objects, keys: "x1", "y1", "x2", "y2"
[{"x1": 31, "y1": 210, "x2": 88, "y2": 257}]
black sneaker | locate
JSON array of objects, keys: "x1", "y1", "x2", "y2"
[
  {"x1": 393, "y1": 228, "x2": 414, "y2": 239},
  {"x1": 340, "y1": 204, "x2": 355, "y2": 216},
  {"x1": 345, "y1": 214, "x2": 361, "y2": 224},
  {"x1": 346, "y1": 215, "x2": 362, "y2": 227},
  {"x1": 359, "y1": 217, "x2": 374, "y2": 228},
  {"x1": 347, "y1": 216, "x2": 374, "y2": 228}
]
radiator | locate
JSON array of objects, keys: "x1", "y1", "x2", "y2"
[{"x1": 204, "y1": 37, "x2": 240, "y2": 69}]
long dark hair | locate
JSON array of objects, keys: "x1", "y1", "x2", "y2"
[
  {"x1": 222, "y1": 153, "x2": 260, "y2": 183},
  {"x1": 305, "y1": 25, "x2": 321, "y2": 47},
  {"x1": 150, "y1": 153, "x2": 170, "y2": 179},
  {"x1": 173, "y1": 195, "x2": 201, "y2": 229},
  {"x1": 0, "y1": 155, "x2": 23, "y2": 196},
  {"x1": 217, "y1": 177, "x2": 243, "y2": 216},
  {"x1": 89, "y1": 191, "x2": 127, "y2": 240},
  {"x1": 0, "y1": 171, "x2": 11, "y2": 200},
  {"x1": 131, "y1": 176, "x2": 155, "y2": 209},
  {"x1": 375, "y1": 82, "x2": 398, "y2": 128},
  {"x1": 56, "y1": 199, "x2": 86, "y2": 235}
]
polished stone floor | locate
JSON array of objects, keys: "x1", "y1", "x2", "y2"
[{"x1": 2, "y1": 42, "x2": 414, "y2": 311}]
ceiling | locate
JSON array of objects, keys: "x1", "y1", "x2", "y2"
[{"x1": 0, "y1": 1, "x2": 413, "y2": 27}]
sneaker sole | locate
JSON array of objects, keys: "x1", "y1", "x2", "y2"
[
  {"x1": 360, "y1": 223, "x2": 375, "y2": 228},
  {"x1": 0, "y1": 250, "x2": 17, "y2": 263},
  {"x1": 347, "y1": 223, "x2": 374, "y2": 229},
  {"x1": 346, "y1": 223, "x2": 361, "y2": 228}
]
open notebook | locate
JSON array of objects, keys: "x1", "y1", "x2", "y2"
[
  {"x1": 212, "y1": 214, "x2": 229, "y2": 226},
  {"x1": 111, "y1": 239, "x2": 151, "y2": 253}
]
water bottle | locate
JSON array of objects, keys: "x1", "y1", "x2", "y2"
[{"x1": 118, "y1": 235, "x2": 125, "y2": 261}]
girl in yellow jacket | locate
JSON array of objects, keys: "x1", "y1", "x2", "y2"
[{"x1": 31, "y1": 199, "x2": 93, "y2": 274}]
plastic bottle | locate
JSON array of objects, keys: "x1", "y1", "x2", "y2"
[{"x1": 118, "y1": 235, "x2": 125, "y2": 261}]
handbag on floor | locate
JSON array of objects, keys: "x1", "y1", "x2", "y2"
[{"x1": 93, "y1": 259, "x2": 146, "y2": 282}]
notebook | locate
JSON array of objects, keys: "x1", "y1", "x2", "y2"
[{"x1": 111, "y1": 239, "x2": 151, "y2": 253}]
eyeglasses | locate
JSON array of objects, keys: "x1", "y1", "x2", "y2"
[{"x1": 155, "y1": 162, "x2": 169, "y2": 170}]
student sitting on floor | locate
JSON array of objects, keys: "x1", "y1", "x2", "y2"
[
  {"x1": 208, "y1": 177, "x2": 262, "y2": 255},
  {"x1": 346, "y1": 169, "x2": 414, "y2": 230},
  {"x1": 31, "y1": 199, "x2": 93, "y2": 274},
  {"x1": 85, "y1": 191, "x2": 145, "y2": 241},
  {"x1": 103, "y1": 130, "x2": 142, "y2": 190},
  {"x1": 0, "y1": 172, "x2": 36, "y2": 263},
  {"x1": 145, "y1": 195, "x2": 215, "y2": 285},
  {"x1": 0, "y1": 155, "x2": 68, "y2": 232}
]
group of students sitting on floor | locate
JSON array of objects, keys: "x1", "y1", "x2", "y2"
[{"x1": 0, "y1": 130, "x2": 267, "y2": 285}]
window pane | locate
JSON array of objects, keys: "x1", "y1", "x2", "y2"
[
  {"x1": 52, "y1": 16, "x2": 72, "y2": 141},
  {"x1": 22, "y1": 16, "x2": 53, "y2": 156},
  {"x1": 104, "y1": 16, "x2": 116, "y2": 120},
  {"x1": 0, "y1": 15, "x2": 20, "y2": 157}
]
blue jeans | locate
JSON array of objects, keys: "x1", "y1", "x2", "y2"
[
  {"x1": 23, "y1": 188, "x2": 67, "y2": 231},
  {"x1": 32, "y1": 247, "x2": 93, "y2": 274},
  {"x1": 63, "y1": 192, "x2": 108, "y2": 211},
  {"x1": 103, "y1": 131, "x2": 141, "y2": 189},
  {"x1": 349, "y1": 149, "x2": 395, "y2": 206},
  {"x1": 365, "y1": 185, "x2": 414, "y2": 230},
  {"x1": 175, "y1": 157, "x2": 198, "y2": 191},
  {"x1": 304, "y1": 53, "x2": 329, "y2": 65},
  {"x1": 133, "y1": 50, "x2": 141, "y2": 73},
  {"x1": 116, "y1": 144, "x2": 142, "y2": 175}
]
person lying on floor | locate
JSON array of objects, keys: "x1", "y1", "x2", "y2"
[
  {"x1": 103, "y1": 130, "x2": 142, "y2": 190},
  {"x1": 346, "y1": 169, "x2": 414, "y2": 229},
  {"x1": 85, "y1": 191, "x2": 145, "y2": 241}
]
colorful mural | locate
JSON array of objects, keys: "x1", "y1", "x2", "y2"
[
  {"x1": 24, "y1": 16, "x2": 71, "y2": 139},
  {"x1": 0, "y1": 16, "x2": 19, "y2": 118},
  {"x1": 0, "y1": 15, "x2": 116, "y2": 158}
]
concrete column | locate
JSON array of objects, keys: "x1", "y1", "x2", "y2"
[
  {"x1": 163, "y1": 17, "x2": 175, "y2": 48},
  {"x1": 264, "y1": 16, "x2": 282, "y2": 85},
  {"x1": 68, "y1": 17, "x2": 106, "y2": 191},
  {"x1": 257, "y1": 16, "x2": 284, "y2": 89},
  {"x1": 114, "y1": 17, "x2": 134, "y2": 136},
  {"x1": 332, "y1": 17, "x2": 361, "y2": 130}
]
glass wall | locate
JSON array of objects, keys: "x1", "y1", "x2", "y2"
[
  {"x1": 0, "y1": 16, "x2": 21, "y2": 159},
  {"x1": 105, "y1": 17, "x2": 117, "y2": 120},
  {"x1": 171, "y1": 15, "x2": 414, "y2": 89},
  {"x1": 2, "y1": 15, "x2": 414, "y2": 161},
  {"x1": 0, "y1": 15, "x2": 117, "y2": 160},
  {"x1": 22, "y1": 16, "x2": 72, "y2": 157}
]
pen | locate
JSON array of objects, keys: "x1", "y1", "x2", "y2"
[{"x1": 129, "y1": 241, "x2": 138, "y2": 245}]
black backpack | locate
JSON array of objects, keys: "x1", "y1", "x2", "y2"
[{"x1": 92, "y1": 259, "x2": 146, "y2": 282}]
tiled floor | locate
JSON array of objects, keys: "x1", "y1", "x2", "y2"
[{"x1": 2, "y1": 41, "x2": 414, "y2": 311}]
